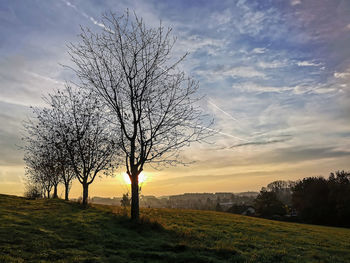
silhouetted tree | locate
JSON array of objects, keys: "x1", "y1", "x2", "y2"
[
  {"x1": 23, "y1": 116, "x2": 62, "y2": 199},
  {"x1": 254, "y1": 190, "x2": 286, "y2": 217},
  {"x1": 328, "y1": 171, "x2": 350, "y2": 226},
  {"x1": 68, "y1": 11, "x2": 213, "y2": 220},
  {"x1": 23, "y1": 98, "x2": 77, "y2": 200},
  {"x1": 292, "y1": 177, "x2": 330, "y2": 224},
  {"x1": 24, "y1": 181, "x2": 42, "y2": 199},
  {"x1": 265, "y1": 180, "x2": 295, "y2": 206}
]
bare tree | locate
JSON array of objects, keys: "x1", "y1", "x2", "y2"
[
  {"x1": 23, "y1": 104, "x2": 76, "y2": 200},
  {"x1": 25, "y1": 164, "x2": 53, "y2": 198},
  {"x1": 47, "y1": 86, "x2": 119, "y2": 206},
  {"x1": 68, "y1": 12, "x2": 212, "y2": 220},
  {"x1": 23, "y1": 116, "x2": 61, "y2": 199}
]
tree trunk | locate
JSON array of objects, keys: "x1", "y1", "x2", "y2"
[
  {"x1": 47, "y1": 189, "x2": 51, "y2": 199},
  {"x1": 131, "y1": 175, "x2": 139, "y2": 221},
  {"x1": 53, "y1": 184, "x2": 58, "y2": 198},
  {"x1": 64, "y1": 183, "x2": 70, "y2": 201},
  {"x1": 82, "y1": 183, "x2": 89, "y2": 206}
]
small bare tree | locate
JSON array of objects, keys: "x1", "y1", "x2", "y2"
[
  {"x1": 68, "y1": 12, "x2": 212, "y2": 220},
  {"x1": 23, "y1": 103, "x2": 77, "y2": 200},
  {"x1": 23, "y1": 116, "x2": 62, "y2": 199},
  {"x1": 25, "y1": 165, "x2": 53, "y2": 198},
  {"x1": 24, "y1": 181, "x2": 42, "y2": 199}
]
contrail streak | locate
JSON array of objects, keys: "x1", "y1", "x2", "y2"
[
  {"x1": 207, "y1": 98, "x2": 246, "y2": 132},
  {"x1": 61, "y1": 0, "x2": 109, "y2": 31},
  {"x1": 207, "y1": 99, "x2": 239, "y2": 122},
  {"x1": 25, "y1": 71, "x2": 65, "y2": 86}
]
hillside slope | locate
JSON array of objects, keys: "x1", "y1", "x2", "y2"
[{"x1": 0, "y1": 194, "x2": 349, "y2": 262}]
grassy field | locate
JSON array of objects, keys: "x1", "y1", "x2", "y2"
[{"x1": 1, "y1": 194, "x2": 350, "y2": 262}]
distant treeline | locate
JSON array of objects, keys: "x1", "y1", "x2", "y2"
[{"x1": 252, "y1": 170, "x2": 350, "y2": 227}]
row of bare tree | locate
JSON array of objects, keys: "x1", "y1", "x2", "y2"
[
  {"x1": 23, "y1": 11, "x2": 212, "y2": 221},
  {"x1": 23, "y1": 87, "x2": 118, "y2": 203}
]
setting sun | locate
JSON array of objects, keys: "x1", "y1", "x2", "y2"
[{"x1": 122, "y1": 172, "x2": 147, "y2": 185}]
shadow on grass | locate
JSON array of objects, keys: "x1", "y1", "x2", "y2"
[
  {"x1": 97, "y1": 206, "x2": 242, "y2": 263},
  {"x1": 0, "y1": 195, "x2": 242, "y2": 263}
]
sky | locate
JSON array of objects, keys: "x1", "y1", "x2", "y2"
[{"x1": 0, "y1": 0, "x2": 349, "y2": 198}]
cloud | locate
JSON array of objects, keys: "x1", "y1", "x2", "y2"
[
  {"x1": 334, "y1": 71, "x2": 350, "y2": 79},
  {"x1": 153, "y1": 170, "x2": 278, "y2": 186},
  {"x1": 233, "y1": 1, "x2": 283, "y2": 38},
  {"x1": 210, "y1": 9, "x2": 231, "y2": 26},
  {"x1": 223, "y1": 66, "x2": 266, "y2": 79},
  {"x1": 196, "y1": 65, "x2": 267, "y2": 83},
  {"x1": 287, "y1": 0, "x2": 350, "y2": 45},
  {"x1": 176, "y1": 35, "x2": 226, "y2": 56},
  {"x1": 297, "y1": 61, "x2": 322, "y2": 67},
  {"x1": 0, "y1": 101, "x2": 29, "y2": 166},
  {"x1": 290, "y1": 0, "x2": 302, "y2": 6},
  {"x1": 257, "y1": 60, "x2": 286, "y2": 69},
  {"x1": 25, "y1": 71, "x2": 64, "y2": 86},
  {"x1": 0, "y1": 56, "x2": 64, "y2": 106},
  {"x1": 252, "y1": 48, "x2": 267, "y2": 54},
  {"x1": 233, "y1": 82, "x2": 293, "y2": 94},
  {"x1": 266, "y1": 146, "x2": 350, "y2": 164},
  {"x1": 228, "y1": 138, "x2": 292, "y2": 149}
]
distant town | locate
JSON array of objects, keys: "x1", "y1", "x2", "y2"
[{"x1": 86, "y1": 192, "x2": 259, "y2": 213}]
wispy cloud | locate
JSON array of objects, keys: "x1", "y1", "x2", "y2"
[
  {"x1": 297, "y1": 61, "x2": 322, "y2": 67},
  {"x1": 227, "y1": 138, "x2": 291, "y2": 149},
  {"x1": 266, "y1": 146, "x2": 350, "y2": 164},
  {"x1": 0, "y1": 57, "x2": 64, "y2": 106},
  {"x1": 24, "y1": 71, "x2": 64, "y2": 86},
  {"x1": 334, "y1": 71, "x2": 350, "y2": 79},
  {"x1": 290, "y1": 0, "x2": 302, "y2": 6},
  {"x1": 176, "y1": 35, "x2": 225, "y2": 55},
  {"x1": 224, "y1": 66, "x2": 266, "y2": 79},
  {"x1": 252, "y1": 47, "x2": 267, "y2": 54},
  {"x1": 257, "y1": 60, "x2": 286, "y2": 69},
  {"x1": 233, "y1": 82, "x2": 293, "y2": 94}
]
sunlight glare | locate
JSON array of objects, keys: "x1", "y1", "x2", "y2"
[{"x1": 122, "y1": 172, "x2": 147, "y2": 185}]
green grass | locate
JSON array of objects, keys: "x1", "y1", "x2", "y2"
[{"x1": 1, "y1": 194, "x2": 350, "y2": 262}]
